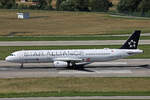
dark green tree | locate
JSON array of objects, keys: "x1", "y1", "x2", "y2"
[
  {"x1": 59, "y1": 0, "x2": 75, "y2": 11},
  {"x1": 48, "y1": 0, "x2": 53, "y2": 9},
  {"x1": 90, "y1": 0, "x2": 113, "y2": 12},
  {"x1": 56, "y1": 0, "x2": 65, "y2": 10},
  {"x1": 74, "y1": 0, "x2": 89, "y2": 11},
  {"x1": 38, "y1": 0, "x2": 52, "y2": 10},
  {"x1": 0, "y1": 0, "x2": 16, "y2": 9},
  {"x1": 59, "y1": 0, "x2": 89, "y2": 11},
  {"x1": 117, "y1": 0, "x2": 142, "y2": 13},
  {"x1": 39, "y1": 0, "x2": 48, "y2": 9},
  {"x1": 138, "y1": 0, "x2": 150, "y2": 14}
]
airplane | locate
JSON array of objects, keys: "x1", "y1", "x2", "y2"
[{"x1": 5, "y1": 30, "x2": 143, "y2": 68}]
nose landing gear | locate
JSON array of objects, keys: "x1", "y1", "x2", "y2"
[{"x1": 20, "y1": 63, "x2": 24, "y2": 68}]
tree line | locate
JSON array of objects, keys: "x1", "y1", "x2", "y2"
[
  {"x1": 0, "y1": 0, "x2": 53, "y2": 10},
  {"x1": 118, "y1": 0, "x2": 150, "y2": 16},
  {"x1": 0, "y1": 0, "x2": 112, "y2": 12},
  {"x1": 0, "y1": 0, "x2": 150, "y2": 16},
  {"x1": 56, "y1": 0, "x2": 112, "y2": 12}
]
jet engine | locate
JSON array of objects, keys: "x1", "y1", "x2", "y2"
[{"x1": 53, "y1": 61, "x2": 68, "y2": 67}]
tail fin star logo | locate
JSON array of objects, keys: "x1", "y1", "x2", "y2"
[{"x1": 128, "y1": 40, "x2": 136, "y2": 48}]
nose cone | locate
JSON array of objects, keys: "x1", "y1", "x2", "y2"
[
  {"x1": 5, "y1": 56, "x2": 13, "y2": 62},
  {"x1": 5, "y1": 56, "x2": 10, "y2": 62}
]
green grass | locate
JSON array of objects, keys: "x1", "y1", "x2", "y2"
[
  {"x1": 0, "y1": 36, "x2": 149, "y2": 41},
  {"x1": 1, "y1": 9, "x2": 150, "y2": 36},
  {"x1": 0, "y1": 91, "x2": 150, "y2": 98},
  {"x1": 1, "y1": 45, "x2": 149, "y2": 60},
  {"x1": 0, "y1": 77, "x2": 150, "y2": 98}
]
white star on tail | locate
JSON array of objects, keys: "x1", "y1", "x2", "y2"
[{"x1": 128, "y1": 40, "x2": 136, "y2": 48}]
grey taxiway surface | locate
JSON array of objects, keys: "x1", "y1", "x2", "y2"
[
  {"x1": 0, "y1": 59, "x2": 150, "y2": 100},
  {"x1": 1, "y1": 96, "x2": 150, "y2": 100},
  {"x1": 0, "y1": 59, "x2": 150, "y2": 78},
  {"x1": 0, "y1": 40, "x2": 149, "y2": 46}
]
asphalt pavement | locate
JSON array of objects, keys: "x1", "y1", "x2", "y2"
[
  {"x1": 0, "y1": 59, "x2": 149, "y2": 78},
  {"x1": 0, "y1": 40, "x2": 149, "y2": 46},
  {"x1": 1, "y1": 96, "x2": 150, "y2": 100}
]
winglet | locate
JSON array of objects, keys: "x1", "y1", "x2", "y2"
[{"x1": 120, "y1": 30, "x2": 141, "y2": 49}]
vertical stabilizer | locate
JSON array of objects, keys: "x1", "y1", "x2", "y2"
[{"x1": 120, "y1": 30, "x2": 141, "y2": 49}]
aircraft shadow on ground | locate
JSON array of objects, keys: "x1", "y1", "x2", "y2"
[
  {"x1": 30, "y1": 16, "x2": 49, "y2": 19},
  {"x1": 17, "y1": 64, "x2": 150, "y2": 72},
  {"x1": 1, "y1": 64, "x2": 149, "y2": 72},
  {"x1": 20, "y1": 66, "x2": 95, "y2": 72}
]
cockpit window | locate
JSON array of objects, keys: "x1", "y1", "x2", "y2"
[{"x1": 10, "y1": 54, "x2": 15, "y2": 56}]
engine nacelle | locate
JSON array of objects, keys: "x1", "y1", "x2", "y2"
[{"x1": 53, "y1": 61, "x2": 68, "y2": 68}]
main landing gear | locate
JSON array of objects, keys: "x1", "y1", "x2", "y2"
[{"x1": 67, "y1": 61, "x2": 77, "y2": 69}]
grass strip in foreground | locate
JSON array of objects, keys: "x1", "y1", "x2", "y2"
[
  {"x1": 0, "y1": 77, "x2": 150, "y2": 98},
  {"x1": 0, "y1": 45, "x2": 149, "y2": 60}
]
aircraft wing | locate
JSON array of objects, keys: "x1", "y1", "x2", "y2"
[{"x1": 53, "y1": 58, "x2": 83, "y2": 62}]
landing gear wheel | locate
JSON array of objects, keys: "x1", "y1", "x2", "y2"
[
  {"x1": 67, "y1": 61, "x2": 76, "y2": 69},
  {"x1": 72, "y1": 62, "x2": 77, "y2": 69},
  {"x1": 20, "y1": 63, "x2": 24, "y2": 69}
]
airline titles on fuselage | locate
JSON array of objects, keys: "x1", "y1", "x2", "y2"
[{"x1": 24, "y1": 50, "x2": 84, "y2": 57}]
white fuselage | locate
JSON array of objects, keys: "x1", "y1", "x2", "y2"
[{"x1": 5, "y1": 49, "x2": 143, "y2": 64}]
